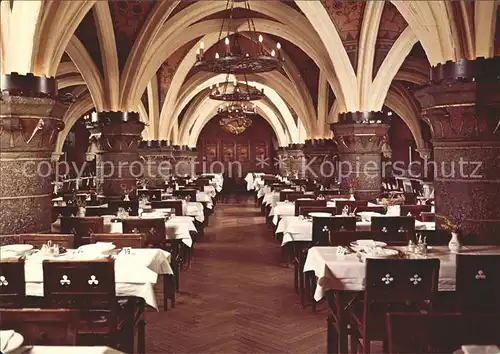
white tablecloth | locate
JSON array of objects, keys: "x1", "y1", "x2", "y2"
[
  {"x1": 203, "y1": 185, "x2": 216, "y2": 198},
  {"x1": 304, "y1": 245, "x2": 500, "y2": 301},
  {"x1": 23, "y1": 248, "x2": 173, "y2": 310},
  {"x1": 270, "y1": 201, "x2": 338, "y2": 225},
  {"x1": 257, "y1": 185, "x2": 271, "y2": 198},
  {"x1": 262, "y1": 192, "x2": 280, "y2": 208},
  {"x1": 277, "y1": 216, "x2": 436, "y2": 246},
  {"x1": 185, "y1": 201, "x2": 205, "y2": 223},
  {"x1": 196, "y1": 192, "x2": 213, "y2": 209},
  {"x1": 51, "y1": 216, "x2": 194, "y2": 247}
]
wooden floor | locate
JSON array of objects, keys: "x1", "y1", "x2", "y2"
[{"x1": 144, "y1": 194, "x2": 328, "y2": 353}]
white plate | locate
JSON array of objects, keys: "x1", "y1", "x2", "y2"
[
  {"x1": 3, "y1": 332, "x2": 24, "y2": 353},
  {"x1": 350, "y1": 240, "x2": 387, "y2": 251},
  {"x1": 363, "y1": 248, "x2": 399, "y2": 259},
  {"x1": 0, "y1": 244, "x2": 33, "y2": 254},
  {"x1": 357, "y1": 212, "x2": 382, "y2": 217},
  {"x1": 78, "y1": 242, "x2": 115, "y2": 253},
  {"x1": 308, "y1": 212, "x2": 332, "y2": 218}
]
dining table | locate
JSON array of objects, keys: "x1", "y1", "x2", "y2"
[
  {"x1": 51, "y1": 215, "x2": 195, "y2": 247},
  {"x1": 17, "y1": 247, "x2": 174, "y2": 311},
  {"x1": 303, "y1": 245, "x2": 500, "y2": 353},
  {"x1": 10, "y1": 346, "x2": 124, "y2": 353},
  {"x1": 276, "y1": 215, "x2": 436, "y2": 246}
]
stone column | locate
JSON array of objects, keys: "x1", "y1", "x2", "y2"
[
  {"x1": 303, "y1": 139, "x2": 338, "y2": 183},
  {"x1": 138, "y1": 141, "x2": 175, "y2": 188},
  {"x1": 415, "y1": 57, "x2": 500, "y2": 243},
  {"x1": 173, "y1": 146, "x2": 197, "y2": 176},
  {"x1": 88, "y1": 112, "x2": 144, "y2": 201},
  {"x1": 330, "y1": 112, "x2": 389, "y2": 200},
  {"x1": 0, "y1": 73, "x2": 65, "y2": 234}
]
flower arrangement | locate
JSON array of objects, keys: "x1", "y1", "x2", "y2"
[
  {"x1": 346, "y1": 181, "x2": 358, "y2": 195},
  {"x1": 441, "y1": 216, "x2": 461, "y2": 233},
  {"x1": 120, "y1": 183, "x2": 134, "y2": 201},
  {"x1": 137, "y1": 178, "x2": 149, "y2": 190},
  {"x1": 74, "y1": 196, "x2": 87, "y2": 208}
]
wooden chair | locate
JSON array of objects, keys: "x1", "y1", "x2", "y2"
[
  {"x1": 173, "y1": 188, "x2": 197, "y2": 202},
  {"x1": 420, "y1": 212, "x2": 435, "y2": 222},
  {"x1": 84, "y1": 207, "x2": 111, "y2": 217},
  {"x1": 370, "y1": 216, "x2": 415, "y2": 244},
  {"x1": 400, "y1": 205, "x2": 432, "y2": 220},
  {"x1": 121, "y1": 218, "x2": 177, "y2": 309},
  {"x1": 312, "y1": 217, "x2": 357, "y2": 240},
  {"x1": 294, "y1": 199, "x2": 326, "y2": 216},
  {"x1": 60, "y1": 217, "x2": 104, "y2": 247},
  {"x1": 349, "y1": 258, "x2": 440, "y2": 353},
  {"x1": 52, "y1": 205, "x2": 78, "y2": 222},
  {"x1": 298, "y1": 206, "x2": 337, "y2": 217},
  {"x1": 335, "y1": 200, "x2": 368, "y2": 214},
  {"x1": 107, "y1": 200, "x2": 139, "y2": 216},
  {"x1": 0, "y1": 308, "x2": 79, "y2": 346},
  {"x1": 90, "y1": 233, "x2": 146, "y2": 248},
  {"x1": 403, "y1": 192, "x2": 417, "y2": 204},
  {"x1": 386, "y1": 312, "x2": 500, "y2": 353},
  {"x1": 137, "y1": 189, "x2": 162, "y2": 202},
  {"x1": 456, "y1": 254, "x2": 500, "y2": 312},
  {"x1": 280, "y1": 191, "x2": 305, "y2": 202},
  {"x1": 19, "y1": 234, "x2": 75, "y2": 249},
  {"x1": 151, "y1": 200, "x2": 183, "y2": 215},
  {"x1": 356, "y1": 206, "x2": 386, "y2": 214},
  {"x1": 0, "y1": 259, "x2": 25, "y2": 307},
  {"x1": 42, "y1": 259, "x2": 145, "y2": 352},
  {"x1": 417, "y1": 229, "x2": 450, "y2": 246}
]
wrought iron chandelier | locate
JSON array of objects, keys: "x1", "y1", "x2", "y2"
[
  {"x1": 194, "y1": 0, "x2": 283, "y2": 74},
  {"x1": 218, "y1": 102, "x2": 255, "y2": 135},
  {"x1": 209, "y1": 75, "x2": 265, "y2": 101}
]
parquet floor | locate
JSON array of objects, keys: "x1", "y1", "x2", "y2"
[{"x1": 144, "y1": 194, "x2": 328, "y2": 353}]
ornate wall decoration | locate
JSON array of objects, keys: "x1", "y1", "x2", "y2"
[
  {"x1": 321, "y1": 0, "x2": 365, "y2": 70},
  {"x1": 110, "y1": 1, "x2": 157, "y2": 70},
  {"x1": 373, "y1": 2, "x2": 408, "y2": 77},
  {"x1": 236, "y1": 143, "x2": 250, "y2": 162}
]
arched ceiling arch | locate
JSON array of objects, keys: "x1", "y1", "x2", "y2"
[
  {"x1": 169, "y1": 72, "x2": 309, "y2": 141},
  {"x1": 184, "y1": 96, "x2": 290, "y2": 148},
  {"x1": 176, "y1": 78, "x2": 299, "y2": 146}
]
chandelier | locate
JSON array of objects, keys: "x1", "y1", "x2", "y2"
[
  {"x1": 194, "y1": 0, "x2": 283, "y2": 74},
  {"x1": 218, "y1": 102, "x2": 255, "y2": 135},
  {"x1": 209, "y1": 75, "x2": 264, "y2": 101}
]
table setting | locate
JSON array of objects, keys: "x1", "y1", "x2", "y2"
[
  {"x1": 1, "y1": 240, "x2": 173, "y2": 310},
  {"x1": 303, "y1": 244, "x2": 500, "y2": 301}
]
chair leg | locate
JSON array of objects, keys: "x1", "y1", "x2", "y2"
[
  {"x1": 137, "y1": 319, "x2": 146, "y2": 354},
  {"x1": 299, "y1": 267, "x2": 305, "y2": 308},
  {"x1": 163, "y1": 274, "x2": 168, "y2": 311},
  {"x1": 350, "y1": 330, "x2": 358, "y2": 354},
  {"x1": 175, "y1": 261, "x2": 180, "y2": 292},
  {"x1": 310, "y1": 274, "x2": 317, "y2": 312},
  {"x1": 293, "y1": 261, "x2": 299, "y2": 294},
  {"x1": 327, "y1": 316, "x2": 338, "y2": 354}
]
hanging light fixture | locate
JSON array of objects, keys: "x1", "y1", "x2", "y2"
[
  {"x1": 209, "y1": 75, "x2": 265, "y2": 101},
  {"x1": 194, "y1": 0, "x2": 283, "y2": 74},
  {"x1": 218, "y1": 101, "x2": 255, "y2": 135}
]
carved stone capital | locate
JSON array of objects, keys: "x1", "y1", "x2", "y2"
[{"x1": 330, "y1": 122, "x2": 389, "y2": 154}]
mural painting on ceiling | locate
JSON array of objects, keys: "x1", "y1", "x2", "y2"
[
  {"x1": 373, "y1": 2, "x2": 408, "y2": 77},
  {"x1": 109, "y1": 0, "x2": 156, "y2": 70},
  {"x1": 157, "y1": 41, "x2": 197, "y2": 110},
  {"x1": 321, "y1": 0, "x2": 365, "y2": 70}
]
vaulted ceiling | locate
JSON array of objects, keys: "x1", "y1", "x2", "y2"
[{"x1": 1, "y1": 0, "x2": 498, "y2": 152}]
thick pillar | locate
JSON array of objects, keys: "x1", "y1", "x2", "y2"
[
  {"x1": 279, "y1": 144, "x2": 306, "y2": 178},
  {"x1": 303, "y1": 139, "x2": 338, "y2": 183},
  {"x1": 415, "y1": 57, "x2": 500, "y2": 243},
  {"x1": 0, "y1": 73, "x2": 65, "y2": 234},
  {"x1": 138, "y1": 140, "x2": 175, "y2": 188},
  {"x1": 330, "y1": 112, "x2": 389, "y2": 200},
  {"x1": 88, "y1": 112, "x2": 144, "y2": 201}
]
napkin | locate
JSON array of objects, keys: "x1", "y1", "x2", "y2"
[
  {"x1": 0, "y1": 251, "x2": 19, "y2": 261},
  {"x1": 356, "y1": 239, "x2": 377, "y2": 247},
  {"x1": 0, "y1": 330, "x2": 15, "y2": 352}
]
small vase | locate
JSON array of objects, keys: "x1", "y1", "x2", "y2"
[
  {"x1": 448, "y1": 232, "x2": 461, "y2": 253},
  {"x1": 77, "y1": 207, "x2": 86, "y2": 217},
  {"x1": 349, "y1": 193, "x2": 355, "y2": 201},
  {"x1": 123, "y1": 193, "x2": 130, "y2": 201}
]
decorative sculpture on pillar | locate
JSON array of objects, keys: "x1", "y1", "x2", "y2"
[
  {"x1": 86, "y1": 112, "x2": 144, "y2": 201},
  {"x1": 415, "y1": 57, "x2": 500, "y2": 243},
  {"x1": 0, "y1": 73, "x2": 66, "y2": 234},
  {"x1": 330, "y1": 112, "x2": 389, "y2": 200}
]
